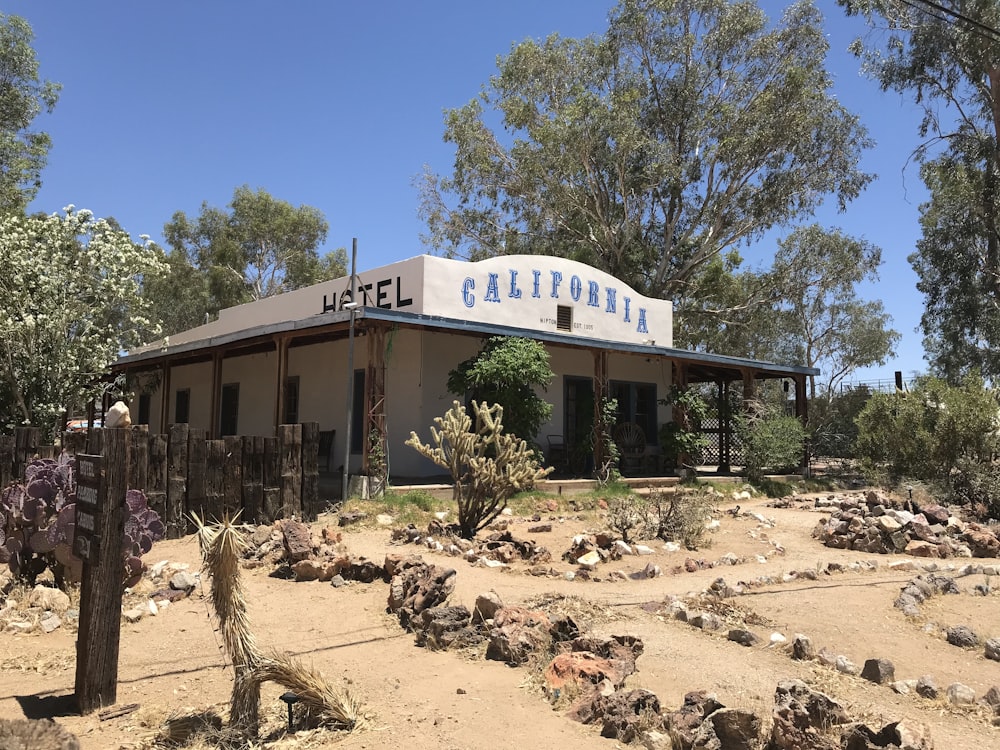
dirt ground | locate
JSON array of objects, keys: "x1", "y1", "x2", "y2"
[{"x1": 2, "y1": 488, "x2": 999, "y2": 749}]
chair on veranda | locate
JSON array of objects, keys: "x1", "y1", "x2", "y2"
[
  {"x1": 547, "y1": 434, "x2": 567, "y2": 472},
  {"x1": 613, "y1": 422, "x2": 646, "y2": 475}
]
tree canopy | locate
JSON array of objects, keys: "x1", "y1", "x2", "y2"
[
  {"x1": 152, "y1": 186, "x2": 346, "y2": 335},
  {"x1": 772, "y1": 224, "x2": 899, "y2": 398},
  {"x1": 0, "y1": 208, "x2": 167, "y2": 435},
  {"x1": 0, "y1": 14, "x2": 60, "y2": 213},
  {"x1": 841, "y1": 0, "x2": 1000, "y2": 381},
  {"x1": 421, "y1": 0, "x2": 872, "y2": 344}
]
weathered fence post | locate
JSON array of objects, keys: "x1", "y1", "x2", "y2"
[
  {"x1": 166, "y1": 424, "x2": 189, "y2": 539},
  {"x1": 204, "y1": 439, "x2": 225, "y2": 522},
  {"x1": 262, "y1": 437, "x2": 280, "y2": 522},
  {"x1": 187, "y1": 429, "x2": 207, "y2": 532},
  {"x1": 129, "y1": 425, "x2": 149, "y2": 490},
  {"x1": 146, "y1": 432, "x2": 168, "y2": 522},
  {"x1": 301, "y1": 422, "x2": 320, "y2": 520},
  {"x1": 278, "y1": 424, "x2": 302, "y2": 518},
  {"x1": 223, "y1": 435, "x2": 242, "y2": 520},
  {"x1": 0, "y1": 434, "x2": 13, "y2": 488},
  {"x1": 74, "y1": 428, "x2": 129, "y2": 713},
  {"x1": 243, "y1": 436, "x2": 264, "y2": 524}
]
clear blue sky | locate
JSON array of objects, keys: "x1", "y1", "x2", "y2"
[{"x1": 10, "y1": 1, "x2": 929, "y2": 384}]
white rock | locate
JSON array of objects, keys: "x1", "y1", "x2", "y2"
[
  {"x1": 39, "y1": 614, "x2": 61, "y2": 633},
  {"x1": 947, "y1": 682, "x2": 976, "y2": 705},
  {"x1": 501, "y1": 507, "x2": 513, "y2": 516},
  {"x1": 376, "y1": 513, "x2": 395, "y2": 526},
  {"x1": 835, "y1": 655, "x2": 858, "y2": 675},
  {"x1": 105, "y1": 400, "x2": 132, "y2": 428},
  {"x1": 147, "y1": 599, "x2": 158, "y2": 616},
  {"x1": 769, "y1": 632, "x2": 787, "y2": 645},
  {"x1": 478, "y1": 558, "x2": 506, "y2": 569},
  {"x1": 434, "y1": 511, "x2": 449, "y2": 521},
  {"x1": 705, "y1": 519, "x2": 721, "y2": 530},
  {"x1": 615, "y1": 540, "x2": 633, "y2": 556},
  {"x1": 577, "y1": 550, "x2": 602, "y2": 569},
  {"x1": 663, "y1": 542, "x2": 681, "y2": 553},
  {"x1": 563, "y1": 571, "x2": 576, "y2": 581},
  {"x1": 634, "y1": 545, "x2": 654, "y2": 556},
  {"x1": 29, "y1": 585, "x2": 70, "y2": 614},
  {"x1": 756, "y1": 555, "x2": 768, "y2": 564}
]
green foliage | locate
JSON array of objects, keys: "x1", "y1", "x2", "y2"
[
  {"x1": 154, "y1": 185, "x2": 346, "y2": 335},
  {"x1": 595, "y1": 396, "x2": 621, "y2": 485},
  {"x1": 0, "y1": 208, "x2": 167, "y2": 436},
  {"x1": 658, "y1": 386, "x2": 710, "y2": 470},
  {"x1": 405, "y1": 400, "x2": 552, "y2": 538},
  {"x1": 947, "y1": 456, "x2": 1000, "y2": 522},
  {"x1": 772, "y1": 225, "x2": 899, "y2": 396},
  {"x1": 421, "y1": 0, "x2": 872, "y2": 342},
  {"x1": 736, "y1": 400, "x2": 806, "y2": 483},
  {"x1": 809, "y1": 386, "x2": 874, "y2": 459},
  {"x1": 605, "y1": 489, "x2": 717, "y2": 550},
  {"x1": 840, "y1": 1, "x2": 1000, "y2": 381},
  {"x1": 0, "y1": 14, "x2": 60, "y2": 213},
  {"x1": 447, "y1": 336, "x2": 554, "y2": 444},
  {"x1": 854, "y1": 374, "x2": 1000, "y2": 485}
]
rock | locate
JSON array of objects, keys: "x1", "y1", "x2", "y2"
[
  {"x1": 986, "y1": 639, "x2": 1000, "y2": 663},
  {"x1": 791, "y1": 634, "x2": 815, "y2": 661},
  {"x1": 485, "y1": 606, "x2": 553, "y2": 665},
  {"x1": 413, "y1": 605, "x2": 480, "y2": 650},
  {"x1": 337, "y1": 511, "x2": 366, "y2": 526},
  {"x1": 329, "y1": 574, "x2": 346, "y2": 588},
  {"x1": 471, "y1": 591, "x2": 504, "y2": 624},
  {"x1": 105, "y1": 400, "x2": 131, "y2": 428},
  {"x1": 528, "y1": 523, "x2": 552, "y2": 533},
  {"x1": 546, "y1": 652, "x2": 631, "y2": 697},
  {"x1": 39, "y1": 613, "x2": 61, "y2": 633},
  {"x1": 387, "y1": 563, "x2": 457, "y2": 628},
  {"x1": 281, "y1": 520, "x2": 314, "y2": 561},
  {"x1": 893, "y1": 720, "x2": 934, "y2": 750},
  {"x1": 946, "y1": 682, "x2": 976, "y2": 706},
  {"x1": 640, "y1": 562, "x2": 661, "y2": 579},
  {"x1": 123, "y1": 608, "x2": 144, "y2": 623},
  {"x1": 905, "y1": 540, "x2": 939, "y2": 558},
  {"x1": 946, "y1": 625, "x2": 980, "y2": 648},
  {"x1": 980, "y1": 686, "x2": 1000, "y2": 713},
  {"x1": 691, "y1": 708, "x2": 761, "y2": 750},
  {"x1": 890, "y1": 681, "x2": 911, "y2": 695},
  {"x1": 634, "y1": 544, "x2": 654, "y2": 555},
  {"x1": 574, "y1": 689, "x2": 660, "y2": 744},
  {"x1": 861, "y1": 658, "x2": 896, "y2": 685},
  {"x1": 29, "y1": 585, "x2": 70, "y2": 614},
  {"x1": 727, "y1": 629, "x2": 762, "y2": 647},
  {"x1": 770, "y1": 679, "x2": 849, "y2": 750},
  {"x1": 962, "y1": 527, "x2": 1000, "y2": 557},
  {"x1": 835, "y1": 655, "x2": 858, "y2": 675},
  {"x1": 0, "y1": 718, "x2": 80, "y2": 750},
  {"x1": 375, "y1": 513, "x2": 394, "y2": 526},
  {"x1": 688, "y1": 612, "x2": 723, "y2": 631},
  {"x1": 577, "y1": 550, "x2": 602, "y2": 569},
  {"x1": 915, "y1": 674, "x2": 938, "y2": 699},
  {"x1": 663, "y1": 690, "x2": 725, "y2": 748},
  {"x1": 169, "y1": 571, "x2": 198, "y2": 592}
]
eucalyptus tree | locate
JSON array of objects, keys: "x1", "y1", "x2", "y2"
[
  {"x1": 155, "y1": 185, "x2": 347, "y2": 335},
  {"x1": 0, "y1": 14, "x2": 60, "y2": 213},
  {"x1": 772, "y1": 224, "x2": 899, "y2": 399},
  {"x1": 421, "y1": 0, "x2": 872, "y2": 342},
  {"x1": 841, "y1": 0, "x2": 1000, "y2": 381},
  {"x1": 0, "y1": 208, "x2": 167, "y2": 435}
]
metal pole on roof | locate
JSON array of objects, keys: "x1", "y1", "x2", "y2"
[{"x1": 341, "y1": 239, "x2": 358, "y2": 503}]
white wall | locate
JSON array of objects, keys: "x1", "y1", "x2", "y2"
[{"x1": 168, "y1": 362, "x2": 212, "y2": 433}]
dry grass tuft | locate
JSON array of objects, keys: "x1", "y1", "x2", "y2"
[
  {"x1": 521, "y1": 591, "x2": 624, "y2": 630},
  {"x1": 253, "y1": 650, "x2": 365, "y2": 731}
]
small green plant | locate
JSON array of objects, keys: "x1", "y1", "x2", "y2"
[
  {"x1": 647, "y1": 487, "x2": 717, "y2": 550},
  {"x1": 594, "y1": 396, "x2": 621, "y2": 485},
  {"x1": 736, "y1": 400, "x2": 806, "y2": 484},
  {"x1": 658, "y1": 386, "x2": 710, "y2": 471}
]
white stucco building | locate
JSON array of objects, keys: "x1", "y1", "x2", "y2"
[{"x1": 113, "y1": 254, "x2": 816, "y2": 479}]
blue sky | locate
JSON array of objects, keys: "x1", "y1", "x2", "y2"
[{"x1": 11, "y1": 1, "x2": 929, "y2": 384}]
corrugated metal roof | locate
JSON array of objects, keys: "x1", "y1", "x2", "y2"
[{"x1": 115, "y1": 305, "x2": 818, "y2": 378}]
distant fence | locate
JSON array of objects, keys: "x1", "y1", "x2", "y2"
[{"x1": 0, "y1": 423, "x2": 323, "y2": 538}]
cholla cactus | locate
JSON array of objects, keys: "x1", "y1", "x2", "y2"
[{"x1": 406, "y1": 401, "x2": 552, "y2": 538}]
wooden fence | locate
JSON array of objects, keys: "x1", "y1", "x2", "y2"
[{"x1": 0, "y1": 423, "x2": 323, "y2": 538}]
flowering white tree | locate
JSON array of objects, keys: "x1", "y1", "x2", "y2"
[{"x1": 0, "y1": 207, "x2": 167, "y2": 435}]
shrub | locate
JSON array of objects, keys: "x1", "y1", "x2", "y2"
[
  {"x1": 648, "y1": 487, "x2": 717, "y2": 550},
  {"x1": 947, "y1": 455, "x2": 1000, "y2": 521},
  {"x1": 0, "y1": 454, "x2": 165, "y2": 589},
  {"x1": 658, "y1": 385, "x2": 710, "y2": 470},
  {"x1": 736, "y1": 400, "x2": 806, "y2": 484},
  {"x1": 854, "y1": 374, "x2": 1000, "y2": 484}
]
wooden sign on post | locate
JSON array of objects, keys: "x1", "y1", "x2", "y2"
[
  {"x1": 73, "y1": 455, "x2": 102, "y2": 562},
  {"x1": 75, "y1": 429, "x2": 129, "y2": 715}
]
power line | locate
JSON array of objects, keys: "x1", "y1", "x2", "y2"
[{"x1": 905, "y1": 0, "x2": 1000, "y2": 43}]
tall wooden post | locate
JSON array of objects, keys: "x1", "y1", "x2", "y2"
[
  {"x1": 75, "y1": 428, "x2": 129, "y2": 713},
  {"x1": 592, "y1": 350, "x2": 610, "y2": 473}
]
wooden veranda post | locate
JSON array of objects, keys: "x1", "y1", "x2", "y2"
[
  {"x1": 75, "y1": 428, "x2": 129, "y2": 714},
  {"x1": 592, "y1": 350, "x2": 610, "y2": 473}
]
